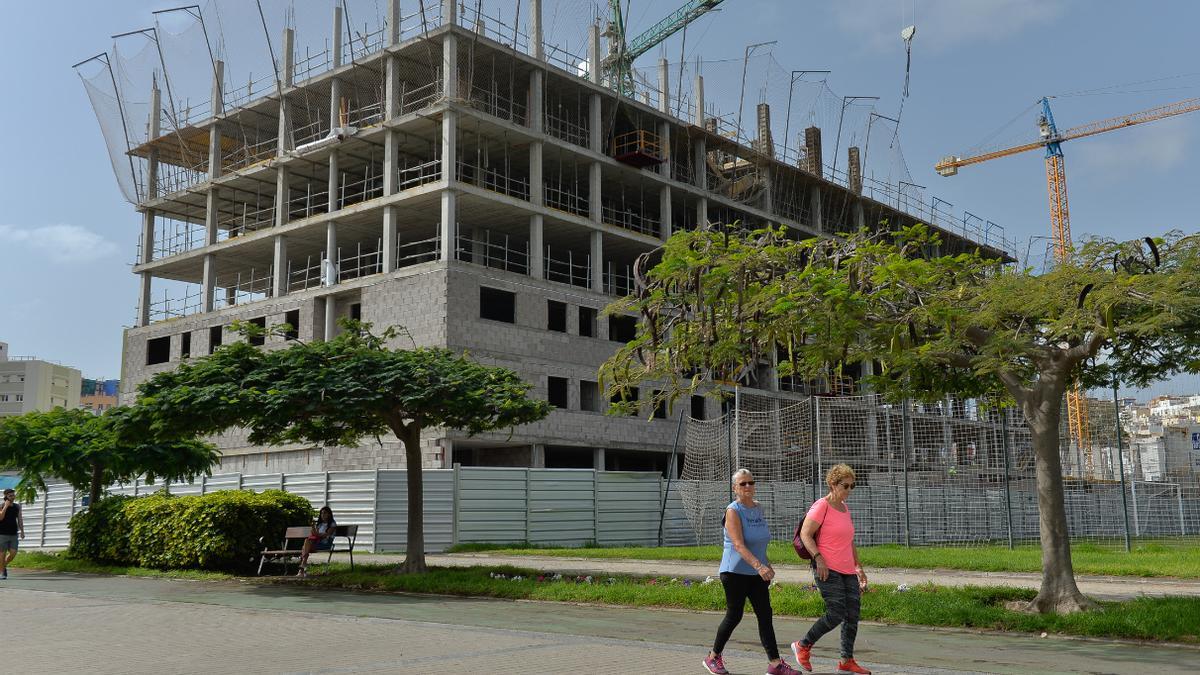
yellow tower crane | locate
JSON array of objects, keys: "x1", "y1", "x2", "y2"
[{"x1": 936, "y1": 96, "x2": 1200, "y2": 476}]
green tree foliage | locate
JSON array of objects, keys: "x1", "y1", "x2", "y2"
[
  {"x1": 0, "y1": 407, "x2": 218, "y2": 506},
  {"x1": 129, "y1": 322, "x2": 551, "y2": 573},
  {"x1": 602, "y1": 224, "x2": 1200, "y2": 613}
]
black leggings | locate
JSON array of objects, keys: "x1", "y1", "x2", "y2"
[{"x1": 712, "y1": 572, "x2": 780, "y2": 660}]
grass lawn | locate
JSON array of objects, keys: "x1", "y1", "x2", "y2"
[
  {"x1": 294, "y1": 563, "x2": 1200, "y2": 643},
  {"x1": 446, "y1": 541, "x2": 1200, "y2": 579},
  {"x1": 9, "y1": 551, "x2": 234, "y2": 581}
]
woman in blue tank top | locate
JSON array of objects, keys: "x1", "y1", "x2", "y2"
[{"x1": 702, "y1": 469, "x2": 799, "y2": 675}]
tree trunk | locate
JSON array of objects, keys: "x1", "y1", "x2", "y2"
[
  {"x1": 393, "y1": 423, "x2": 427, "y2": 574},
  {"x1": 88, "y1": 461, "x2": 104, "y2": 508},
  {"x1": 1020, "y1": 385, "x2": 1099, "y2": 614}
]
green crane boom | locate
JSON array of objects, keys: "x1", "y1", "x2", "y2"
[{"x1": 602, "y1": 0, "x2": 725, "y2": 95}]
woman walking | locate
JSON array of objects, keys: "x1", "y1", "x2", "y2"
[
  {"x1": 791, "y1": 464, "x2": 871, "y2": 674},
  {"x1": 703, "y1": 469, "x2": 800, "y2": 675}
]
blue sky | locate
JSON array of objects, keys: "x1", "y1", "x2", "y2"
[{"x1": 2, "y1": 1, "x2": 1198, "y2": 397}]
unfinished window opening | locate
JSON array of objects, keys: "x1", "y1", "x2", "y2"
[
  {"x1": 547, "y1": 376, "x2": 569, "y2": 409},
  {"x1": 209, "y1": 326, "x2": 223, "y2": 354},
  {"x1": 609, "y1": 315, "x2": 637, "y2": 343},
  {"x1": 479, "y1": 287, "x2": 516, "y2": 323},
  {"x1": 611, "y1": 387, "x2": 639, "y2": 417},
  {"x1": 180, "y1": 331, "x2": 192, "y2": 359},
  {"x1": 691, "y1": 395, "x2": 707, "y2": 421},
  {"x1": 547, "y1": 300, "x2": 567, "y2": 333},
  {"x1": 580, "y1": 380, "x2": 601, "y2": 412},
  {"x1": 248, "y1": 317, "x2": 267, "y2": 346},
  {"x1": 578, "y1": 307, "x2": 597, "y2": 337},
  {"x1": 652, "y1": 391, "x2": 668, "y2": 419},
  {"x1": 284, "y1": 309, "x2": 300, "y2": 340},
  {"x1": 350, "y1": 303, "x2": 362, "y2": 322},
  {"x1": 146, "y1": 336, "x2": 171, "y2": 366}
]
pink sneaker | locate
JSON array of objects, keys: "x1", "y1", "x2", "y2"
[
  {"x1": 767, "y1": 659, "x2": 801, "y2": 675},
  {"x1": 791, "y1": 641, "x2": 812, "y2": 672},
  {"x1": 702, "y1": 653, "x2": 729, "y2": 675}
]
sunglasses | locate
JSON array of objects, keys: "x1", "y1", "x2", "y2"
[
  {"x1": 839, "y1": 482, "x2": 856, "y2": 490},
  {"x1": 738, "y1": 481, "x2": 757, "y2": 487}
]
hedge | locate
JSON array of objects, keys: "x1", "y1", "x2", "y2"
[{"x1": 69, "y1": 489, "x2": 316, "y2": 572}]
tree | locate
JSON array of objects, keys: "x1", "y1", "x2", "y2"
[
  {"x1": 0, "y1": 407, "x2": 218, "y2": 506},
  {"x1": 129, "y1": 323, "x2": 551, "y2": 573},
  {"x1": 601, "y1": 224, "x2": 1200, "y2": 613}
]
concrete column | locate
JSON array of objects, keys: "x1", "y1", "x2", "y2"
[
  {"x1": 381, "y1": 206, "x2": 398, "y2": 272},
  {"x1": 589, "y1": 162, "x2": 602, "y2": 223},
  {"x1": 763, "y1": 165, "x2": 774, "y2": 218},
  {"x1": 529, "y1": 69, "x2": 544, "y2": 133},
  {"x1": 530, "y1": 0, "x2": 544, "y2": 60},
  {"x1": 272, "y1": 235, "x2": 288, "y2": 298},
  {"x1": 201, "y1": 254, "x2": 216, "y2": 312},
  {"x1": 440, "y1": 187, "x2": 457, "y2": 262},
  {"x1": 589, "y1": 94, "x2": 602, "y2": 152},
  {"x1": 332, "y1": 5, "x2": 344, "y2": 69},
  {"x1": 323, "y1": 295, "x2": 337, "y2": 340},
  {"x1": 387, "y1": 0, "x2": 401, "y2": 46},
  {"x1": 278, "y1": 28, "x2": 295, "y2": 154},
  {"x1": 697, "y1": 197, "x2": 708, "y2": 229},
  {"x1": 205, "y1": 187, "x2": 220, "y2": 245},
  {"x1": 469, "y1": 228, "x2": 486, "y2": 262},
  {"x1": 694, "y1": 137, "x2": 707, "y2": 190},
  {"x1": 659, "y1": 120, "x2": 671, "y2": 178},
  {"x1": 328, "y1": 150, "x2": 340, "y2": 212},
  {"x1": 804, "y1": 126, "x2": 822, "y2": 177},
  {"x1": 694, "y1": 75, "x2": 705, "y2": 126},
  {"x1": 589, "y1": 23, "x2": 601, "y2": 85},
  {"x1": 593, "y1": 447, "x2": 606, "y2": 471},
  {"x1": 531, "y1": 444, "x2": 546, "y2": 468},
  {"x1": 275, "y1": 167, "x2": 290, "y2": 228},
  {"x1": 325, "y1": 221, "x2": 338, "y2": 285},
  {"x1": 590, "y1": 230, "x2": 603, "y2": 291},
  {"x1": 146, "y1": 83, "x2": 161, "y2": 200},
  {"x1": 530, "y1": 142, "x2": 543, "y2": 205},
  {"x1": 848, "y1": 146, "x2": 862, "y2": 194},
  {"x1": 208, "y1": 60, "x2": 224, "y2": 184},
  {"x1": 659, "y1": 186, "x2": 672, "y2": 240},
  {"x1": 529, "y1": 215, "x2": 544, "y2": 279},
  {"x1": 137, "y1": 274, "x2": 152, "y2": 327},
  {"x1": 810, "y1": 185, "x2": 823, "y2": 233},
  {"x1": 854, "y1": 202, "x2": 865, "y2": 229},
  {"x1": 439, "y1": 30, "x2": 459, "y2": 263},
  {"x1": 442, "y1": 0, "x2": 456, "y2": 25},
  {"x1": 658, "y1": 57, "x2": 670, "y2": 114}
]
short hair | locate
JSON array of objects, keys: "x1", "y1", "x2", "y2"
[
  {"x1": 2, "y1": 488, "x2": 13, "y2": 494},
  {"x1": 731, "y1": 468, "x2": 753, "y2": 485},
  {"x1": 826, "y1": 463, "x2": 856, "y2": 488}
]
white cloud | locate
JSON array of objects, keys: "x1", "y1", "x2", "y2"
[
  {"x1": 1072, "y1": 116, "x2": 1193, "y2": 179},
  {"x1": 0, "y1": 224, "x2": 120, "y2": 263},
  {"x1": 832, "y1": 0, "x2": 1070, "y2": 54}
]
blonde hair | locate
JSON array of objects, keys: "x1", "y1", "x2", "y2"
[
  {"x1": 731, "y1": 468, "x2": 753, "y2": 485},
  {"x1": 826, "y1": 463, "x2": 856, "y2": 488}
]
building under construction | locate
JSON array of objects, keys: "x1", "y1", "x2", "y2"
[{"x1": 84, "y1": 0, "x2": 1012, "y2": 473}]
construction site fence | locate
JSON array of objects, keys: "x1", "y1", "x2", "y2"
[
  {"x1": 18, "y1": 467, "x2": 698, "y2": 554},
  {"x1": 678, "y1": 392, "x2": 1200, "y2": 549}
]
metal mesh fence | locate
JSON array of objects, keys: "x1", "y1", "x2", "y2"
[{"x1": 679, "y1": 391, "x2": 1200, "y2": 548}]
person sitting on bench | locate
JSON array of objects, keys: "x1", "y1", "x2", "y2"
[{"x1": 298, "y1": 506, "x2": 336, "y2": 577}]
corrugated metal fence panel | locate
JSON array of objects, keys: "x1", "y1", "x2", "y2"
[
  {"x1": 42, "y1": 483, "x2": 77, "y2": 549},
  {"x1": 596, "y1": 471, "x2": 662, "y2": 545},
  {"x1": 326, "y1": 470, "x2": 377, "y2": 551},
  {"x1": 242, "y1": 473, "x2": 285, "y2": 492},
  {"x1": 205, "y1": 474, "x2": 243, "y2": 492},
  {"x1": 661, "y1": 483, "x2": 700, "y2": 546},
  {"x1": 21, "y1": 493, "x2": 46, "y2": 548},
  {"x1": 528, "y1": 469, "x2": 596, "y2": 546},
  {"x1": 282, "y1": 472, "x2": 328, "y2": 506},
  {"x1": 374, "y1": 469, "x2": 455, "y2": 553},
  {"x1": 456, "y1": 467, "x2": 528, "y2": 544},
  {"x1": 169, "y1": 480, "x2": 204, "y2": 496}
]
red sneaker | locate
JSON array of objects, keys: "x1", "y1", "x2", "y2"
[
  {"x1": 702, "y1": 653, "x2": 729, "y2": 675},
  {"x1": 837, "y1": 658, "x2": 871, "y2": 674},
  {"x1": 790, "y1": 641, "x2": 812, "y2": 672}
]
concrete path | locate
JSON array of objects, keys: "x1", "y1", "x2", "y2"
[
  {"x1": 3, "y1": 570, "x2": 1198, "y2": 674},
  {"x1": 337, "y1": 552, "x2": 1200, "y2": 602}
]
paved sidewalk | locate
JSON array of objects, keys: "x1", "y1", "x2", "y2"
[
  {"x1": 4, "y1": 571, "x2": 1198, "y2": 674},
  {"x1": 336, "y1": 552, "x2": 1200, "y2": 601}
]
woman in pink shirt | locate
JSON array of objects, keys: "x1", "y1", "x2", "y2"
[{"x1": 789, "y1": 464, "x2": 871, "y2": 675}]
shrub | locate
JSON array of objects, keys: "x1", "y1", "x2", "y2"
[
  {"x1": 126, "y1": 491, "x2": 194, "y2": 569},
  {"x1": 174, "y1": 490, "x2": 314, "y2": 572},
  {"x1": 68, "y1": 488, "x2": 316, "y2": 572},
  {"x1": 68, "y1": 494, "x2": 136, "y2": 564}
]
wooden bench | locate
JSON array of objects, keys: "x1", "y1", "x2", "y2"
[{"x1": 257, "y1": 524, "x2": 358, "y2": 576}]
